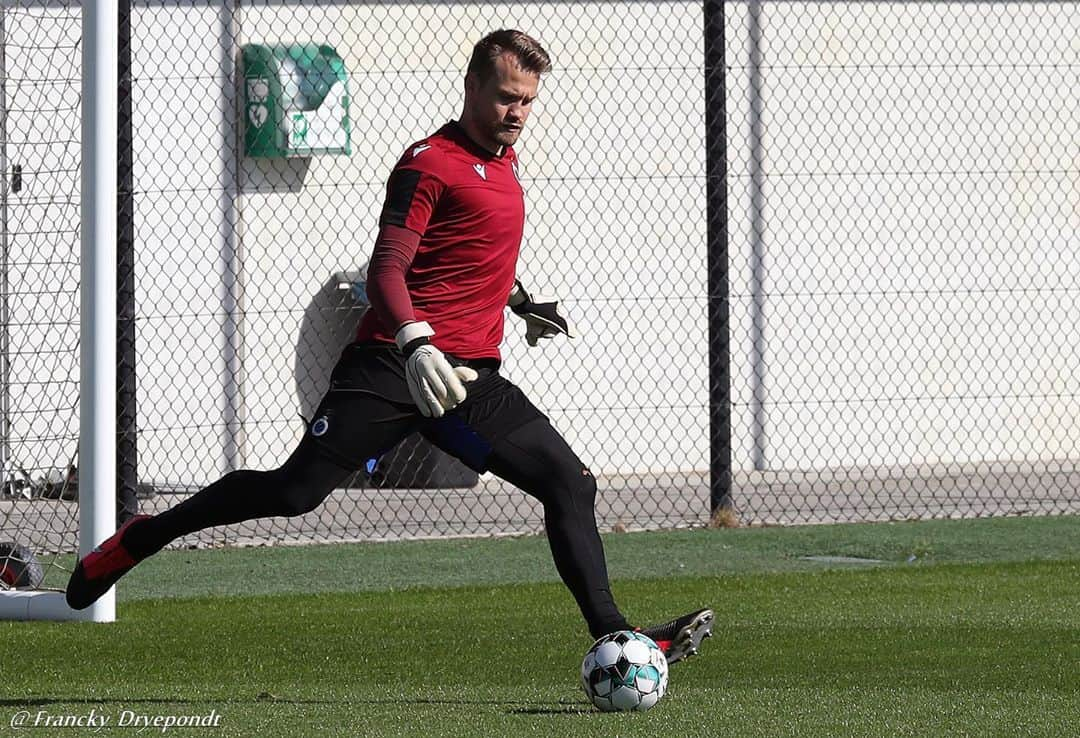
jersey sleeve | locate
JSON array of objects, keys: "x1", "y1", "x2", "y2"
[
  {"x1": 365, "y1": 224, "x2": 422, "y2": 333},
  {"x1": 378, "y1": 153, "x2": 447, "y2": 236}
]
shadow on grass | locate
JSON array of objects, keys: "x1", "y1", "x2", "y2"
[{"x1": 508, "y1": 705, "x2": 593, "y2": 715}]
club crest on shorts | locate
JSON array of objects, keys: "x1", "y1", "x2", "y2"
[{"x1": 311, "y1": 416, "x2": 330, "y2": 437}]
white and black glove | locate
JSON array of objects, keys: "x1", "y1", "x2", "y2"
[
  {"x1": 395, "y1": 322, "x2": 478, "y2": 418},
  {"x1": 507, "y1": 279, "x2": 575, "y2": 347}
]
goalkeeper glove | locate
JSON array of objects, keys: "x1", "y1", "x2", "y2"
[
  {"x1": 395, "y1": 322, "x2": 478, "y2": 418},
  {"x1": 507, "y1": 279, "x2": 575, "y2": 347}
]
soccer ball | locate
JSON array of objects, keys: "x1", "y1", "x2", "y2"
[
  {"x1": 581, "y1": 630, "x2": 668, "y2": 712},
  {"x1": 0, "y1": 542, "x2": 44, "y2": 589}
]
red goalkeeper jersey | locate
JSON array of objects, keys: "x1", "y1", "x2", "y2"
[{"x1": 354, "y1": 121, "x2": 525, "y2": 359}]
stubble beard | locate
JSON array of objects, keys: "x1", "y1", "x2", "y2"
[{"x1": 491, "y1": 123, "x2": 522, "y2": 147}]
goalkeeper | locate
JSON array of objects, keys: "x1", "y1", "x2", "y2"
[{"x1": 67, "y1": 29, "x2": 711, "y2": 663}]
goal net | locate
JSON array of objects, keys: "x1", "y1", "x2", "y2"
[{"x1": 0, "y1": 1, "x2": 116, "y2": 621}]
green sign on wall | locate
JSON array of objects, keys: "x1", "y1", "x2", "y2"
[{"x1": 242, "y1": 43, "x2": 351, "y2": 157}]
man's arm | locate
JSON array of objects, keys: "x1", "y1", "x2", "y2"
[
  {"x1": 365, "y1": 223, "x2": 422, "y2": 335},
  {"x1": 368, "y1": 157, "x2": 446, "y2": 334},
  {"x1": 365, "y1": 223, "x2": 476, "y2": 417}
]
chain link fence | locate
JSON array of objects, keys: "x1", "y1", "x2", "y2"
[
  {"x1": 723, "y1": 1, "x2": 1080, "y2": 524},
  {"x1": 1, "y1": 2, "x2": 1078, "y2": 576},
  {"x1": 0, "y1": 2, "x2": 84, "y2": 583}
]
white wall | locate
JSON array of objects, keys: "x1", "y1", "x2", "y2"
[
  {"x1": 131, "y1": 1, "x2": 1080, "y2": 484},
  {"x1": 724, "y1": 2, "x2": 1080, "y2": 470},
  {"x1": 130, "y1": 5, "x2": 243, "y2": 484},
  {"x1": 5, "y1": 2, "x2": 1078, "y2": 490},
  {"x1": 216, "y1": 1, "x2": 709, "y2": 480}
]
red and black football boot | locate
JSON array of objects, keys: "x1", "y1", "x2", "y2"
[
  {"x1": 639, "y1": 608, "x2": 714, "y2": 665},
  {"x1": 65, "y1": 514, "x2": 150, "y2": 609}
]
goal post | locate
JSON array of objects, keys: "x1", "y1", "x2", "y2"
[
  {"x1": 0, "y1": 0, "x2": 117, "y2": 622},
  {"x1": 76, "y1": 0, "x2": 119, "y2": 623}
]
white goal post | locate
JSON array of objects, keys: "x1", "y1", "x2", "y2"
[{"x1": 0, "y1": 0, "x2": 117, "y2": 622}]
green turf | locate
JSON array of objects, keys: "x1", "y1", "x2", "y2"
[
  {"x1": 4, "y1": 517, "x2": 1080, "y2": 737},
  {"x1": 107, "y1": 513, "x2": 1080, "y2": 601}
]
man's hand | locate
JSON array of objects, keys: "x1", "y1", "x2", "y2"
[
  {"x1": 396, "y1": 322, "x2": 478, "y2": 418},
  {"x1": 508, "y1": 279, "x2": 575, "y2": 347}
]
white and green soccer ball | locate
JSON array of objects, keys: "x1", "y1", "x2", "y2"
[{"x1": 581, "y1": 630, "x2": 669, "y2": 712}]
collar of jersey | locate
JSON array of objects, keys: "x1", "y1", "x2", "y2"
[{"x1": 445, "y1": 120, "x2": 506, "y2": 161}]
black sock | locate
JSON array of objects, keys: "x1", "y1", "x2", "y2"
[{"x1": 123, "y1": 440, "x2": 350, "y2": 559}]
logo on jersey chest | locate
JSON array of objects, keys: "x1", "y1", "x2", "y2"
[{"x1": 468, "y1": 160, "x2": 522, "y2": 188}]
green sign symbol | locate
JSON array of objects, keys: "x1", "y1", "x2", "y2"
[
  {"x1": 248, "y1": 105, "x2": 268, "y2": 128},
  {"x1": 291, "y1": 112, "x2": 309, "y2": 144},
  {"x1": 247, "y1": 78, "x2": 270, "y2": 103}
]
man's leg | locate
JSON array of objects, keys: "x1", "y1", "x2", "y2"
[
  {"x1": 425, "y1": 369, "x2": 712, "y2": 661},
  {"x1": 481, "y1": 421, "x2": 713, "y2": 661},
  {"x1": 484, "y1": 418, "x2": 631, "y2": 639},
  {"x1": 420, "y1": 369, "x2": 627, "y2": 638},
  {"x1": 121, "y1": 436, "x2": 354, "y2": 559},
  {"x1": 66, "y1": 345, "x2": 422, "y2": 609},
  {"x1": 65, "y1": 435, "x2": 359, "y2": 609}
]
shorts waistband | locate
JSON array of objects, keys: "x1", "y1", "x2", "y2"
[
  {"x1": 448, "y1": 355, "x2": 501, "y2": 372},
  {"x1": 350, "y1": 341, "x2": 501, "y2": 373}
]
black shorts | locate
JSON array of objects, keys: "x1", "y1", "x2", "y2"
[{"x1": 305, "y1": 342, "x2": 547, "y2": 473}]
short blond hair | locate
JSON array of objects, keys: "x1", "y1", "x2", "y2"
[{"x1": 466, "y1": 29, "x2": 552, "y2": 82}]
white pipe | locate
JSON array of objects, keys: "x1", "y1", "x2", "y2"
[
  {"x1": 0, "y1": 591, "x2": 87, "y2": 621},
  {"x1": 78, "y1": 0, "x2": 119, "y2": 623},
  {"x1": 217, "y1": 5, "x2": 244, "y2": 473},
  {"x1": 747, "y1": 0, "x2": 768, "y2": 471}
]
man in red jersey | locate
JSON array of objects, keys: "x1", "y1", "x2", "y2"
[{"x1": 66, "y1": 30, "x2": 711, "y2": 663}]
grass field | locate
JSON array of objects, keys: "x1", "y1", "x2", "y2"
[{"x1": 4, "y1": 516, "x2": 1080, "y2": 737}]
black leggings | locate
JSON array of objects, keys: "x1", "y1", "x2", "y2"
[
  {"x1": 125, "y1": 437, "x2": 353, "y2": 546},
  {"x1": 124, "y1": 419, "x2": 629, "y2": 638},
  {"x1": 486, "y1": 418, "x2": 628, "y2": 638}
]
